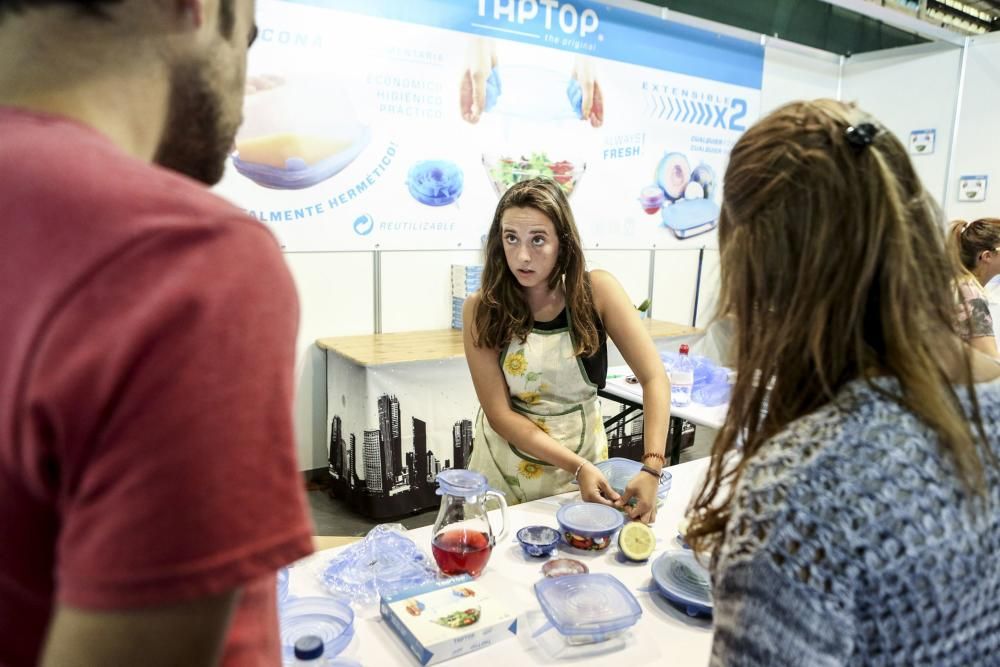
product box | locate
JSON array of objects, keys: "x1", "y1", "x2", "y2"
[{"x1": 380, "y1": 575, "x2": 517, "y2": 665}]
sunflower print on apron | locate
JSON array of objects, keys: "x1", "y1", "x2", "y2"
[{"x1": 468, "y1": 306, "x2": 608, "y2": 504}]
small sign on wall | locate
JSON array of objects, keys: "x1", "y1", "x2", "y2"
[
  {"x1": 908, "y1": 129, "x2": 936, "y2": 155},
  {"x1": 958, "y1": 175, "x2": 988, "y2": 202}
]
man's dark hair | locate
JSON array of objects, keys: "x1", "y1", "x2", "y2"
[
  {"x1": 0, "y1": 0, "x2": 122, "y2": 20},
  {"x1": 0, "y1": 0, "x2": 235, "y2": 36}
]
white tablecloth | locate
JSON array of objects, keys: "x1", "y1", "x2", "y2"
[
  {"x1": 604, "y1": 364, "x2": 728, "y2": 430},
  {"x1": 289, "y1": 457, "x2": 714, "y2": 666}
]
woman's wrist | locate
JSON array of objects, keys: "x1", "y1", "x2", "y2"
[
  {"x1": 573, "y1": 459, "x2": 592, "y2": 481},
  {"x1": 641, "y1": 451, "x2": 666, "y2": 470}
]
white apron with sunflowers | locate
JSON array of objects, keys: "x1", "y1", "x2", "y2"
[{"x1": 468, "y1": 307, "x2": 608, "y2": 505}]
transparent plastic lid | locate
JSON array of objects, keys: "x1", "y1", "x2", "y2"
[
  {"x1": 436, "y1": 469, "x2": 488, "y2": 497},
  {"x1": 557, "y1": 503, "x2": 624, "y2": 535},
  {"x1": 651, "y1": 550, "x2": 713, "y2": 617},
  {"x1": 591, "y1": 458, "x2": 672, "y2": 498},
  {"x1": 277, "y1": 567, "x2": 290, "y2": 605},
  {"x1": 279, "y1": 597, "x2": 354, "y2": 664},
  {"x1": 534, "y1": 573, "x2": 642, "y2": 637},
  {"x1": 320, "y1": 525, "x2": 438, "y2": 605}
]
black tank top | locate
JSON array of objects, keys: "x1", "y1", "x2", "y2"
[{"x1": 532, "y1": 308, "x2": 608, "y2": 388}]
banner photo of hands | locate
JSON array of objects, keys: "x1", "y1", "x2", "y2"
[{"x1": 215, "y1": 0, "x2": 763, "y2": 251}]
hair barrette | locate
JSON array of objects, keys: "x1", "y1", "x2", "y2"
[{"x1": 844, "y1": 123, "x2": 878, "y2": 153}]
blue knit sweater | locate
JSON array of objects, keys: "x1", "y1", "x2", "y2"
[{"x1": 710, "y1": 378, "x2": 1000, "y2": 666}]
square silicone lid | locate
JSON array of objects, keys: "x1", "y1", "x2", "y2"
[{"x1": 533, "y1": 573, "x2": 641, "y2": 638}]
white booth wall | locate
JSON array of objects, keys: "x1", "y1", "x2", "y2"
[
  {"x1": 284, "y1": 42, "x2": 842, "y2": 471},
  {"x1": 288, "y1": 33, "x2": 1000, "y2": 472},
  {"x1": 945, "y1": 32, "x2": 1000, "y2": 222}
]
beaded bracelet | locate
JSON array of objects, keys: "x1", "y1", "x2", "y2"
[
  {"x1": 573, "y1": 460, "x2": 590, "y2": 481},
  {"x1": 641, "y1": 452, "x2": 666, "y2": 467}
]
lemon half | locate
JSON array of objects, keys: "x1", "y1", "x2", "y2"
[{"x1": 618, "y1": 521, "x2": 656, "y2": 561}]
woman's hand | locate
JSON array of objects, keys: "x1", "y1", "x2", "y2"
[
  {"x1": 620, "y1": 471, "x2": 659, "y2": 524},
  {"x1": 577, "y1": 462, "x2": 620, "y2": 507}
]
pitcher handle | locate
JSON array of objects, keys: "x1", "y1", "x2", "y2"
[{"x1": 485, "y1": 490, "x2": 509, "y2": 544}]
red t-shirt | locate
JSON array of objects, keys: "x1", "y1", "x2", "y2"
[{"x1": 0, "y1": 107, "x2": 313, "y2": 666}]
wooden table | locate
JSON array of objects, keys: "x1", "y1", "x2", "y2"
[
  {"x1": 316, "y1": 321, "x2": 701, "y2": 520},
  {"x1": 315, "y1": 319, "x2": 699, "y2": 365}
]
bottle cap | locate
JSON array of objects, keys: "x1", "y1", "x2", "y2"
[
  {"x1": 679, "y1": 344, "x2": 690, "y2": 354},
  {"x1": 294, "y1": 635, "x2": 324, "y2": 660}
]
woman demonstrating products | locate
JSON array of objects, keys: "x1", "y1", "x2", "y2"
[
  {"x1": 464, "y1": 178, "x2": 669, "y2": 523},
  {"x1": 948, "y1": 218, "x2": 1000, "y2": 358}
]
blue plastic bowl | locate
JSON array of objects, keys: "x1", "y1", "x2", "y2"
[{"x1": 516, "y1": 525, "x2": 561, "y2": 558}]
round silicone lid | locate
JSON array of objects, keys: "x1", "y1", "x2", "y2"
[
  {"x1": 406, "y1": 160, "x2": 464, "y2": 206},
  {"x1": 591, "y1": 458, "x2": 672, "y2": 498},
  {"x1": 542, "y1": 558, "x2": 589, "y2": 578},
  {"x1": 279, "y1": 597, "x2": 354, "y2": 662},
  {"x1": 277, "y1": 567, "x2": 290, "y2": 604},
  {"x1": 517, "y1": 525, "x2": 560, "y2": 548},
  {"x1": 436, "y1": 469, "x2": 488, "y2": 497},
  {"x1": 557, "y1": 502, "x2": 625, "y2": 535},
  {"x1": 651, "y1": 550, "x2": 713, "y2": 617},
  {"x1": 320, "y1": 531, "x2": 434, "y2": 598},
  {"x1": 533, "y1": 573, "x2": 642, "y2": 637}
]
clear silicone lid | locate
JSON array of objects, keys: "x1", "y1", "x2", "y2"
[
  {"x1": 279, "y1": 597, "x2": 354, "y2": 664},
  {"x1": 592, "y1": 458, "x2": 672, "y2": 497},
  {"x1": 651, "y1": 550, "x2": 713, "y2": 617},
  {"x1": 436, "y1": 468, "x2": 488, "y2": 497},
  {"x1": 557, "y1": 502, "x2": 624, "y2": 536},
  {"x1": 533, "y1": 573, "x2": 642, "y2": 637}
]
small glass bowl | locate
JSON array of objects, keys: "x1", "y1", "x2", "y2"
[{"x1": 516, "y1": 525, "x2": 561, "y2": 558}]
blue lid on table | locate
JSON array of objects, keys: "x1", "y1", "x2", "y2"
[
  {"x1": 651, "y1": 550, "x2": 713, "y2": 617},
  {"x1": 279, "y1": 597, "x2": 354, "y2": 662},
  {"x1": 435, "y1": 468, "x2": 488, "y2": 497},
  {"x1": 533, "y1": 573, "x2": 642, "y2": 639},
  {"x1": 277, "y1": 566, "x2": 290, "y2": 605}
]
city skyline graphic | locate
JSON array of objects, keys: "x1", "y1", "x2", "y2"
[{"x1": 328, "y1": 393, "x2": 473, "y2": 518}]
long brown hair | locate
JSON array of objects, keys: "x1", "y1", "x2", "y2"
[
  {"x1": 473, "y1": 177, "x2": 599, "y2": 356},
  {"x1": 686, "y1": 99, "x2": 992, "y2": 557},
  {"x1": 947, "y1": 218, "x2": 1000, "y2": 280}
]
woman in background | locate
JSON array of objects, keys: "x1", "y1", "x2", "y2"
[
  {"x1": 948, "y1": 218, "x2": 1000, "y2": 358},
  {"x1": 464, "y1": 178, "x2": 669, "y2": 523},
  {"x1": 686, "y1": 100, "x2": 1000, "y2": 665}
]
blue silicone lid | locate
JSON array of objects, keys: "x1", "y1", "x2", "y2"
[
  {"x1": 436, "y1": 469, "x2": 488, "y2": 497},
  {"x1": 586, "y1": 458, "x2": 672, "y2": 498},
  {"x1": 406, "y1": 160, "x2": 464, "y2": 206},
  {"x1": 661, "y1": 198, "x2": 720, "y2": 232},
  {"x1": 277, "y1": 567, "x2": 290, "y2": 605},
  {"x1": 534, "y1": 573, "x2": 642, "y2": 638},
  {"x1": 279, "y1": 597, "x2": 354, "y2": 662},
  {"x1": 231, "y1": 126, "x2": 371, "y2": 190},
  {"x1": 651, "y1": 550, "x2": 713, "y2": 617},
  {"x1": 556, "y1": 502, "x2": 624, "y2": 537}
]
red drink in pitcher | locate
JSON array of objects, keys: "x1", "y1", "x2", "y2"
[{"x1": 432, "y1": 530, "x2": 492, "y2": 576}]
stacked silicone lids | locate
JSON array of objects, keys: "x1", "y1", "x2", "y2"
[
  {"x1": 279, "y1": 597, "x2": 355, "y2": 664},
  {"x1": 534, "y1": 573, "x2": 642, "y2": 641},
  {"x1": 651, "y1": 550, "x2": 714, "y2": 617}
]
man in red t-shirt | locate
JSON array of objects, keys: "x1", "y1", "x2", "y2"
[{"x1": 0, "y1": 1, "x2": 314, "y2": 665}]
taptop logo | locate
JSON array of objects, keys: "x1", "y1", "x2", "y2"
[{"x1": 477, "y1": 0, "x2": 600, "y2": 38}]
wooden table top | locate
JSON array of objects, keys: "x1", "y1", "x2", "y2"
[{"x1": 316, "y1": 319, "x2": 700, "y2": 366}]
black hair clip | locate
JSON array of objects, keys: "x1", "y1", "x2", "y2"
[{"x1": 845, "y1": 123, "x2": 878, "y2": 153}]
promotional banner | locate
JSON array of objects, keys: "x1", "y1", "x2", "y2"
[{"x1": 216, "y1": 0, "x2": 764, "y2": 251}]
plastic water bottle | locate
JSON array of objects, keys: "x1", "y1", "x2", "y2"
[
  {"x1": 671, "y1": 344, "x2": 694, "y2": 407},
  {"x1": 294, "y1": 635, "x2": 327, "y2": 665}
]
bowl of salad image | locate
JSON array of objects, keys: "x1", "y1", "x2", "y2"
[{"x1": 482, "y1": 152, "x2": 586, "y2": 198}]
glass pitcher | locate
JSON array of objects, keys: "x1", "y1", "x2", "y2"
[{"x1": 431, "y1": 469, "x2": 509, "y2": 577}]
